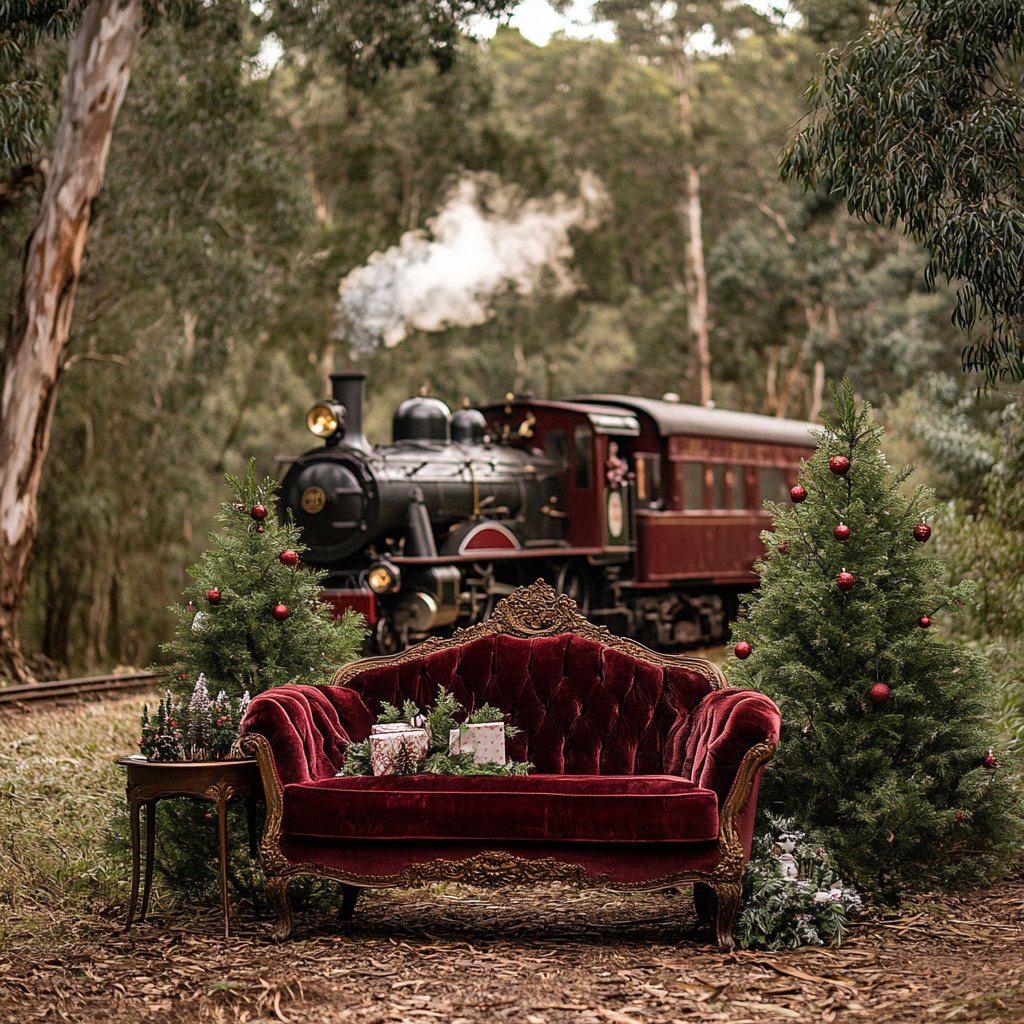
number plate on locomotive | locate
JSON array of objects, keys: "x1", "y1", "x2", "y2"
[{"x1": 301, "y1": 486, "x2": 326, "y2": 514}]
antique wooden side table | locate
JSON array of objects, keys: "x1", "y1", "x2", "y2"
[{"x1": 115, "y1": 756, "x2": 264, "y2": 937}]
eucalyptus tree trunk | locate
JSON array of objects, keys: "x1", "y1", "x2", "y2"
[
  {"x1": 671, "y1": 51, "x2": 712, "y2": 408},
  {"x1": 0, "y1": 0, "x2": 143, "y2": 682}
]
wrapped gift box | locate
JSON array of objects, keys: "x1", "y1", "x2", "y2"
[
  {"x1": 370, "y1": 726, "x2": 429, "y2": 775},
  {"x1": 448, "y1": 722, "x2": 506, "y2": 765}
]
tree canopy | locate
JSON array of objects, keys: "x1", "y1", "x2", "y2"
[{"x1": 781, "y1": 0, "x2": 1024, "y2": 382}]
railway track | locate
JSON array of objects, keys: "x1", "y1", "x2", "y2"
[{"x1": 0, "y1": 670, "x2": 167, "y2": 706}]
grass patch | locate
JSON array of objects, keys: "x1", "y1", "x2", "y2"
[{"x1": 0, "y1": 692, "x2": 156, "y2": 946}]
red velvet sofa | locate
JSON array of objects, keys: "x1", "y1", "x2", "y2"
[{"x1": 238, "y1": 582, "x2": 780, "y2": 948}]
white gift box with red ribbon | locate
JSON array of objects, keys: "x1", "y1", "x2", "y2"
[
  {"x1": 448, "y1": 722, "x2": 506, "y2": 765},
  {"x1": 369, "y1": 724, "x2": 429, "y2": 775}
]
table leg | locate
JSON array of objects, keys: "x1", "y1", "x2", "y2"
[
  {"x1": 124, "y1": 791, "x2": 142, "y2": 932},
  {"x1": 217, "y1": 790, "x2": 230, "y2": 938},
  {"x1": 140, "y1": 801, "x2": 156, "y2": 922}
]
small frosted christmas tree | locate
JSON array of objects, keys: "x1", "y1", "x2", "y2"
[
  {"x1": 730, "y1": 381, "x2": 1022, "y2": 901},
  {"x1": 161, "y1": 460, "x2": 366, "y2": 703}
]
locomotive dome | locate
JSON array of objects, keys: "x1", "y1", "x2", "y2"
[
  {"x1": 393, "y1": 396, "x2": 451, "y2": 443},
  {"x1": 449, "y1": 406, "x2": 487, "y2": 445}
]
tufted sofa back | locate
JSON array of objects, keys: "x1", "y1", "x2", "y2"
[{"x1": 342, "y1": 633, "x2": 714, "y2": 776}]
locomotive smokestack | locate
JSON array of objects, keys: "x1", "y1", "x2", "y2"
[{"x1": 330, "y1": 372, "x2": 371, "y2": 451}]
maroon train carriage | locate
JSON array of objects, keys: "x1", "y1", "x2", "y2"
[{"x1": 280, "y1": 374, "x2": 815, "y2": 653}]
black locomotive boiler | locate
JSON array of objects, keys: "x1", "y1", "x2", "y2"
[{"x1": 281, "y1": 372, "x2": 816, "y2": 652}]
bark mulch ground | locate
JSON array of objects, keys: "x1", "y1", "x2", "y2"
[{"x1": 1, "y1": 877, "x2": 1021, "y2": 1024}]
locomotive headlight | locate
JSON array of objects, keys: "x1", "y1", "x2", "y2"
[
  {"x1": 307, "y1": 401, "x2": 346, "y2": 438},
  {"x1": 368, "y1": 560, "x2": 401, "y2": 595}
]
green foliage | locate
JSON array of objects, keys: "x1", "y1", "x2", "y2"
[
  {"x1": 730, "y1": 380, "x2": 1024, "y2": 900},
  {"x1": 927, "y1": 400, "x2": 1024, "y2": 750},
  {"x1": 160, "y1": 460, "x2": 366, "y2": 700},
  {"x1": 268, "y1": 0, "x2": 519, "y2": 85},
  {"x1": 737, "y1": 815, "x2": 861, "y2": 949},
  {"x1": 0, "y1": 0, "x2": 82, "y2": 164},
  {"x1": 339, "y1": 686, "x2": 532, "y2": 777},
  {"x1": 781, "y1": 0, "x2": 1024, "y2": 381}
]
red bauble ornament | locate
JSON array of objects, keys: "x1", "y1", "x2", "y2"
[
  {"x1": 734, "y1": 641, "x2": 752, "y2": 660},
  {"x1": 187, "y1": 601, "x2": 196, "y2": 614},
  {"x1": 982, "y1": 750, "x2": 999, "y2": 770},
  {"x1": 273, "y1": 603, "x2": 289, "y2": 622},
  {"x1": 777, "y1": 541, "x2": 789, "y2": 554},
  {"x1": 251, "y1": 504, "x2": 267, "y2": 521},
  {"x1": 790, "y1": 485, "x2": 807, "y2": 503},
  {"x1": 829, "y1": 455, "x2": 851, "y2": 475},
  {"x1": 914, "y1": 522, "x2": 931, "y2": 543},
  {"x1": 206, "y1": 588, "x2": 221, "y2": 605},
  {"x1": 180, "y1": 672, "x2": 188, "y2": 681},
  {"x1": 279, "y1": 550, "x2": 299, "y2": 567},
  {"x1": 956, "y1": 812, "x2": 966, "y2": 823},
  {"x1": 834, "y1": 523, "x2": 851, "y2": 541},
  {"x1": 869, "y1": 682, "x2": 891, "y2": 705},
  {"x1": 919, "y1": 616, "x2": 931, "y2": 628},
  {"x1": 837, "y1": 571, "x2": 855, "y2": 591},
  {"x1": 257, "y1": 525, "x2": 265, "y2": 534}
]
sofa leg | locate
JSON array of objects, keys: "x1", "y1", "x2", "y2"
[
  {"x1": 266, "y1": 876, "x2": 294, "y2": 941},
  {"x1": 713, "y1": 881, "x2": 740, "y2": 951},
  {"x1": 693, "y1": 882, "x2": 715, "y2": 925},
  {"x1": 337, "y1": 884, "x2": 361, "y2": 921}
]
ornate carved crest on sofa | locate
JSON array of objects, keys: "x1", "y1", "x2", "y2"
[{"x1": 238, "y1": 581, "x2": 781, "y2": 949}]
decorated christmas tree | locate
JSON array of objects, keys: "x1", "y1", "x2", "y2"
[
  {"x1": 729, "y1": 381, "x2": 1022, "y2": 901},
  {"x1": 161, "y1": 460, "x2": 366, "y2": 702}
]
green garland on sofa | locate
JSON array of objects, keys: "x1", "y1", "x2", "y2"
[{"x1": 338, "y1": 687, "x2": 533, "y2": 776}]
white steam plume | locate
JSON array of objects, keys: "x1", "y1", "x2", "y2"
[{"x1": 336, "y1": 171, "x2": 608, "y2": 354}]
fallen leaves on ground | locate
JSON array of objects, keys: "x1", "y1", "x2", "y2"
[{"x1": 1, "y1": 878, "x2": 1022, "y2": 1024}]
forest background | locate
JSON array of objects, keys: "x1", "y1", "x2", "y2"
[{"x1": 1, "y1": 0, "x2": 1019, "y2": 736}]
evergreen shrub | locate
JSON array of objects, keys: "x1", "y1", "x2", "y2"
[
  {"x1": 113, "y1": 460, "x2": 366, "y2": 909},
  {"x1": 730, "y1": 382, "x2": 1023, "y2": 902}
]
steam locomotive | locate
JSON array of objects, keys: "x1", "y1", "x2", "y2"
[{"x1": 281, "y1": 373, "x2": 815, "y2": 652}]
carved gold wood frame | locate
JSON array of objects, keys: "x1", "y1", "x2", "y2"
[{"x1": 240, "y1": 581, "x2": 771, "y2": 950}]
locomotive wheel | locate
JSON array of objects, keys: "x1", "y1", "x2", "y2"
[
  {"x1": 375, "y1": 617, "x2": 402, "y2": 655},
  {"x1": 555, "y1": 559, "x2": 592, "y2": 617}
]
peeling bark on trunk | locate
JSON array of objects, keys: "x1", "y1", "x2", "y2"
[
  {"x1": 0, "y1": 0, "x2": 143, "y2": 682},
  {"x1": 671, "y1": 52, "x2": 712, "y2": 408}
]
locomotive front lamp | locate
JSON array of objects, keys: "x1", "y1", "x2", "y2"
[
  {"x1": 307, "y1": 401, "x2": 347, "y2": 439},
  {"x1": 368, "y1": 560, "x2": 401, "y2": 595}
]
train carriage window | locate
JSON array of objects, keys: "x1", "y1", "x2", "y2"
[
  {"x1": 710, "y1": 464, "x2": 727, "y2": 510},
  {"x1": 730, "y1": 466, "x2": 746, "y2": 510},
  {"x1": 635, "y1": 454, "x2": 661, "y2": 507},
  {"x1": 682, "y1": 462, "x2": 705, "y2": 510},
  {"x1": 758, "y1": 466, "x2": 789, "y2": 507},
  {"x1": 572, "y1": 426, "x2": 592, "y2": 489},
  {"x1": 546, "y1": 430, "x2": 567, "y2": 467}
]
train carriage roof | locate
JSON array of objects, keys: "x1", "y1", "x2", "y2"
[{"x1": 575, "y1": 395, "x2": 818, "y2": 447}]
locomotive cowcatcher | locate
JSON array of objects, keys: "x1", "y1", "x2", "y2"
[{"x1": 280, "y1": 372, "x2": 815, "y2": 653}]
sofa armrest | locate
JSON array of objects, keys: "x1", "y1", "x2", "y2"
[
  {"x1": 239, "y1": 683, "x2": 375, "y2": 789},
  {"x1": 683, "y1": 688, "x2": 781, "y2": 810}
]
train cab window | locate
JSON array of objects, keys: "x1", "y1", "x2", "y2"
[
  {"x1": 635, "y1": 454, "x2": 662, "y2": 507},
  {"x1": 759, "y1": 466, "x2": 789, "y2": 506},
  {"x1": 546, "y1": 430, "x2": 567, "y2": 467},
  {"x1": 572, "y1": 426, "x2": 592, "y2": 489},
  {"x1": 682, "y1": 462, "x2": 705, "y2": 510},
  {"x1": 729, "y1": 466, "x2": 746, "y2": 510},
  {"x1": 710, "y1": 464, "x2": 727, "y2": 509}
]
